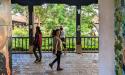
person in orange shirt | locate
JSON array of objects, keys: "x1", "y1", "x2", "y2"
[{"x1": 33, "y1": 26, "x2": 42, "y2": 63}]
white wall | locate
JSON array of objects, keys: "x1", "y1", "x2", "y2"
[{"x1": 99, "y1": 0, "x2": 115, "y2": 75}]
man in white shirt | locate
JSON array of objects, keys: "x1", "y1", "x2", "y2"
[
  {"x1": 60, "y1": 26, "x2": 67, "y2": 55},
  {"x1": 91, "y1": 27, "x2": 98, "y2": 36}
]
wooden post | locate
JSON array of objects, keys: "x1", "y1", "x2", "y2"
[
  {"x1": 28, "y1": 5, "x2": 34, "y2": 53},
  {"x1": 76, "y1": 5, "x2": 82, "y2": 54}
]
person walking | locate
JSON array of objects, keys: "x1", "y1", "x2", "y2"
[
  {"x1": 60, "y1": 26, "x2": 67, "y2": 55},
  {"x1": 49, "y1": 29, "x2": 63, "y2": 71},
  {"x1": 33, "y1": 26, "x2": 42, "y2": 63}
]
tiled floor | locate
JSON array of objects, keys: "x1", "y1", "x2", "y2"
[{"x1": 12, "y1": 53, "x2": 98, "y2": 75}]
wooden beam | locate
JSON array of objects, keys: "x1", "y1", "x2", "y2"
[{"x1": 11, "y1": 0, "x2": 98, "y2": 6}]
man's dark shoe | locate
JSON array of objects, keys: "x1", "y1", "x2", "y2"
[
  {"x1": 49, "y1": 63, "x2": 53, "y2": 69},
  {"x1": 57, "y1": 68, "x2": 63, "y2": 71},
  {"x1": 34, "y1": 59, "x2": 39, "y2": 63},
  {"x1": 38, "y1": 59, "x2": 41, "y2": 62}
]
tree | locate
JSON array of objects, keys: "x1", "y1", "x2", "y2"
[
  {"x1": 11, "y1": 4, "x2": 27, "y2": 16},
  {"x1": 81, "y1": 5, "x2": 97, "y2": 36},
  {"x1": 12, "y1": 4, "x2": 98, "y2": 37}
]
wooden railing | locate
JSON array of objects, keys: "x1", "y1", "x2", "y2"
[{"x1": 12, "y1": 37, "x2": 99, "y2": 53}]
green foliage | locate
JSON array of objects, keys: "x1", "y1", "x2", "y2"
[
  {"x1": 11, "y1": 4, "x2": 27, "y2": 15},
  {"x1": 34, "y1": 4, "x2": 97, "y2": 37},
  {"x1": 12, "y1": 27, "x2": 29, "y2": 37},
  {"x1": 12, "y1": 4, "x2": 97, "y2": 37},
  {"x1": 81, "y1": 5, "x2": 97, "y2": 36},
  {"x1": 114, "y1": 0, "x2": 124, "y2": 74}
]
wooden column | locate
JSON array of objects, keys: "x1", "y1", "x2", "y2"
[
  {"x1": 76, "y1": 5, "x2": 82, "y2": 54},
  {"x1": 28, "y1": 5, "x2": 34, "y2": 53}
]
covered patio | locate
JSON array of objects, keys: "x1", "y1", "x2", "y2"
[
  {"x1": 11, "y1": 0, "x2": 99, "y2": 75},
  {"x1": 0, "y1": 0, "x2": 116, "y2": 75},
  {"x1": 10, "y1": 0, "x2": 115, "y2": 75},
  {"x1": 12, "y1": 53, "x2": 98, "y2": 75}
]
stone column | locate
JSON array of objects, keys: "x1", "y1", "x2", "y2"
[
  {"x1": 99, "y1": 0, "x2": 115, "y2": 75},
  {"x1": 0, "y1": 0, "x2": 11, "y2": 75}
]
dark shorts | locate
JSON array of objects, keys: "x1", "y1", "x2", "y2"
[
  {"x1": 61, "y1": 38, "x2": 66, "y2": 48},
  {"x1": 52, "y1": 50, "x2": 62, "y2": 55},
  {"x1": 56, "y1": 51, "x2": 62, "y2": 55},
  {"x1": 61, "y1": 38, "x2": 65, "y2": 42}
]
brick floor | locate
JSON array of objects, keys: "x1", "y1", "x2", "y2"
[{"x1": 12, "y1": 53, "x2": 98, "y2": 75}]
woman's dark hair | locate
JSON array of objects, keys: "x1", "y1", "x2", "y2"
[
  {"x1": 60, "y1": 27, "x2": 63, "y2": 30},
  {"x1": 51, "y1": 29, "x2": 60, "y2": 37},
  {"x1": 52, "y1": 29, "x2": 56, "y2": 37},
  {"x1": 36, "y1": 26, "x2": 41, "y2": 34}
]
